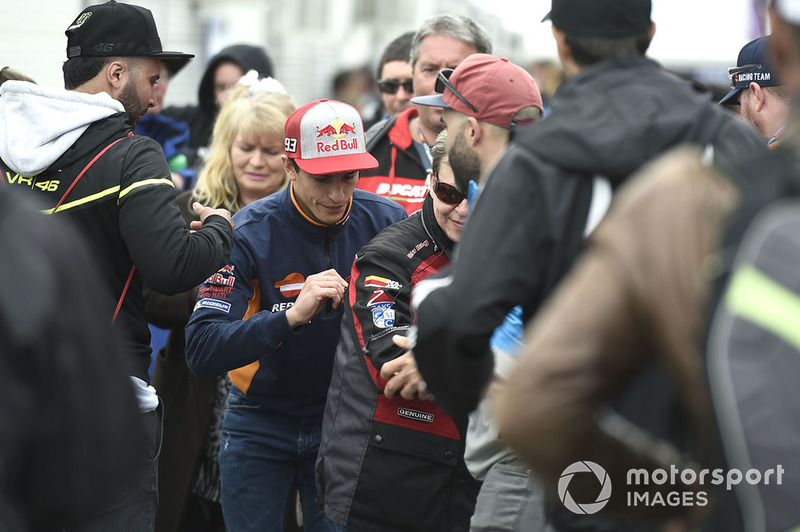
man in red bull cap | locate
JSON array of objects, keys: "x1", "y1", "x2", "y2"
[{"x1": 186, "y1": 99, "x2": 406, "y2": 531}]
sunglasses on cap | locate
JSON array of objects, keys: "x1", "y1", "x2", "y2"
[
  {"x1": 432, "y1": 178, "x2": 467, "y2": 206},
  {"x1": 435, "y1": 69, "x2": 478, "y2": 113},
  {"x1": 727, "y1": 64, "x2": 762, "y2": 89},
  {"x1": 378, "y1": 79, "x2": 414, "y2": 94}
]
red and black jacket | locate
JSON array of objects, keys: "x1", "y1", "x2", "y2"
[
  {"x1": 316, "y1": 194, "x2": 479, "y2": 532},
  {"x1": 357, "y1": 107, "x2": 431, "y2": 215}
]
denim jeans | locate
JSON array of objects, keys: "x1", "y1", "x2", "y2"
[
  {"x1": 71, "y1": 401, "x2": 162, "y2": 531},
  {"x1": 219, "y1": 387, "x2": 336, "y2": 531}
]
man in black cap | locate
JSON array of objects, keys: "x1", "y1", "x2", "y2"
[
  {"x1": 720, "y1": 35, "x2": 788, "y2": 147},
  {"x1": 409, "y1": 0, "x2": 767, "y2": 529},
  {"x1": 0, "y1": 2, "x2": 234, "y2": 530}
]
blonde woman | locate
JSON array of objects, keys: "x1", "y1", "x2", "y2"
[
  {"x1": 145, "y1": 82, "x2": 296, "y2": 532},
  {"x1": 194, "y1": 84, "x2": 296, "y2": 212}
]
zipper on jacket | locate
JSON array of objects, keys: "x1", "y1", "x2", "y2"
[{"x1": 324, "y1": 227, "x2": 333, "y2": 314}]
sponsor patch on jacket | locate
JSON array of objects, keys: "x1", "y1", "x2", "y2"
[
  {"x1": 371, "y1": 302, "x2": 395, "y2": 328},
  {"x1": 205, "y1": 264, "x2": 236, "y2": 288},
  {"x1": 407, "y1": 239, "x2": 430, "y2": 259},
  {"x1": 274, "y1": 272, "x2": 305, "y2": 298},
  {"x1": 195, "y1": 298, "x2": 232, "y2": 313},
  {"x1": 397, "y1": 407, "x2": 434, "y2": 423},
  {"x1": 199, "y1": 285, "x2": 233, "y2": 300},
  {"x1": 364, "y1": 275, "x2": 402, "y2": 290}
]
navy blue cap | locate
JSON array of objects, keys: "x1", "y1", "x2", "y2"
[{"x1": 719, "y1": 36, "x2": 780, "y2": 105}]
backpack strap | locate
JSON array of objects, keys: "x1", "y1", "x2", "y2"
[
  {"x1": 51, "y1": 133, "x2": 132, "y2": 214},
  {"x1": 49, "y1": 133, "x2": 135, "y2": 323}
]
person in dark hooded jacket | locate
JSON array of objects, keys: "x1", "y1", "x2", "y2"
[
  {"x1": 410, "y1": 1, "x2": 767, "y2": 529},
  {"x1": 162, "y1": 44, "x2": 275, "y2": 171}
]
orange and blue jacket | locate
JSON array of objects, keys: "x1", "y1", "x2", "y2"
[{"x1": 185, "y1": 184, "x2": 406, "y2": 417}]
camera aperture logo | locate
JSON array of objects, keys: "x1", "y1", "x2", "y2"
[
  {"x1": 558, "y1": 461, "x2": 785, "y2": 514},
  {"x1": 558, "y1": 461, "x2": 612, "y2": 514}
]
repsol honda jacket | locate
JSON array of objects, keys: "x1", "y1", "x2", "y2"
[
  {"x1": 185, "y1": 185, "x2": 406, "y2": 417},
  {"x1": 317, "y1": 195, "x2": 480, "y2": 532},
  {"x1": 0, "y1": 81, "x2": 234, "y2": 382},
  {"x1": 358, "y1": 107, "x2": 431, "y2": 215}
]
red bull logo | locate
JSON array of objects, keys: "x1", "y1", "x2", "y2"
[{"x1": 316, "y1": 119, "x2": 357, "y2": 139}]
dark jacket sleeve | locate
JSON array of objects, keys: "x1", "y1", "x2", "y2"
[
  {"x1": 413, "y1": 146, "x2": 569, "y2": 419},
  {"x1": 142, "y1": 191, "x2": 201, "y2": 329},
  {"x1": 348, "y1": 246, "x2": 414, "y2": 378},
  {"x1": 185, "y1": 233, "x2": 296, "y2": 379},
  {"x1": 117, "y1": 137, "x2": 233, "y2": 294}
]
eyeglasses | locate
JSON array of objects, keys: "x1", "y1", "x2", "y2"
[
  {"x1": 378, "y1": 79, "x2": 414, "y2": 94},
  {"x1": 727, "y1": 64, "x2": 762, "y2": 89},
  {"x1": 432, "y1": 178, "x2": 467, "y2": 206},
  {"x1": 435, "y1": 69, "x2": 478, "y2": 113}
]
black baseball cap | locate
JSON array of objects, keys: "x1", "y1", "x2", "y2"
[
  {"x1": 65, "y1": 0, "x2": 193, "y2": 64},
  {"x1": 543, "y1": 0, "x2": 652, "y2": 37}
]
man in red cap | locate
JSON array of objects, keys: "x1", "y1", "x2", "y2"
[
  {"x1": 186, "y1": 99, "x2": 406, "y2": 531},
  {"x1": 412, "y1": 53, "x2": 548, "y2": 532}
]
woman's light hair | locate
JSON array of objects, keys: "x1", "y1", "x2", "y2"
[
  {"x1": 430, "y1": 129, "x2": 449, "y2": 177},
  {"x1": 193, "y1": 85, "x2": 296, "y2": 212}
]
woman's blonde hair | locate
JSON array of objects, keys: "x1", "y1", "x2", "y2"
[
  {"x1": 193, "y1": 85, "x2": 296, "y2": 212},
  {"x1": 430, "y1": 129, "x2": 449, "y2": 177}
]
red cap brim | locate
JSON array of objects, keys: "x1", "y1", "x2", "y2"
[{"x1": 294, "y1": 152, "x2": 379, "y2": 175}]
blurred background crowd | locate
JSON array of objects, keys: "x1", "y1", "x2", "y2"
[{"x1": 3, "y1": 0, "x2": 771, "y2": 112}]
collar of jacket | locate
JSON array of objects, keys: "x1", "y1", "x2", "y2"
[
  {"x1": 281, "y1": 183, "x2": 351, "y2": 242},
  {"x1": 420, "y1": 192, "x2": 456, "y2": 259},
  {"x1": 553, "y1": 56, "x2": 660, "y2": 111},
  {"x1": 387, "y1": 107, "x2": 419, "y2": 151}
]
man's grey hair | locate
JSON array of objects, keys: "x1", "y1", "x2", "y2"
[{"x1": 410, "y1": 14, "x2": 492, "y2": 69}]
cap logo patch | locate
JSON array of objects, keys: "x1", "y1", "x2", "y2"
[
  {"x1": 737, "y1": 72, "x2": 771, "y2": 83},
  {"x1": 316, "y1": 119, "x2": 357, "y2": 139},
  {"x1": 72, "y1": 12, "x2": 92, "y2": 27}
]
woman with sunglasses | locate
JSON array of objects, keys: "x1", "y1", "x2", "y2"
[{"x1": 317, "y1": 129, "x2": 475, "y2": 531}]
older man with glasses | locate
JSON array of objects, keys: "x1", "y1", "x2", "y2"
[{"x1": 357, "y1": 14, "x2": 492, "y2": 215}]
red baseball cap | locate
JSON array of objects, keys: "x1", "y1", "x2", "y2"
[
  {"x1": 412, "y1": 54, "x2": 543, "y2": 129},
  {"x1": 283, "y1": 99, "x2": 378, "y2": 175}
]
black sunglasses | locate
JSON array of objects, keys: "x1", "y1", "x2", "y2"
[
  {"x1": 727, "y1": 63, "x2": 762, "y2": 89},
  {"x1": 435, "y1": 69, "x2": 478, "y2": 113},
  {"x1": 432, "y1": 178, "x2": 467, "y2": 206},
  {"x1": 378, "y1": 79, "x2": 414, "y2": 94}
]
